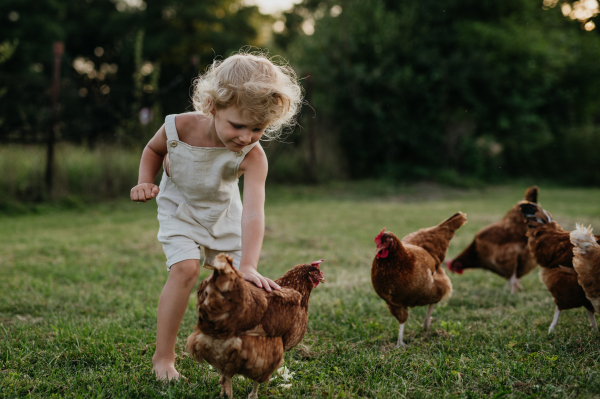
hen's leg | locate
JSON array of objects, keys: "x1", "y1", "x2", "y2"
[
  {"x1": 548, "y1": 306, "x2": 561, "y2": 334},
  {"x1": 388, "y1": 304, "x2": 408, "y2": 348},
  {"x1": 248, "y1": 381, "x2": 260, "y2": 399},
  {"x1": 223, "y1": 376, "x2": 233, "y2": 399},
  {"x1": 586, "y1": 309, "x2": 598, "y2": 331},
  {"x1": 505, "y1": 269, "x2": 524, "y2": 294},
  {"x1": 219, "y1": 375, "x2": 226, "y2": 397},
  {"x1": 421, "y1": 304, "x2": 435, "y2": 331},
  {"x1": 396, "y1": 323, "x2": 406, "y2": 348}
]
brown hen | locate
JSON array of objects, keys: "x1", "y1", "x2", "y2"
[
  {"x1": 519, "y1": 202, "x2": 599, "y2": 333},
  {"x1": 571, "y1": 224, "x2": 600, "y2": 318},
  {"x1": 447, "y1": 186, "x2": 539, "y2": 293},
  {"x1": 186, "y1": 254, "x2": 324, "y2": 399},
  {"x1": 372, "y1": 212, "x2": 467, "y2": 348}
]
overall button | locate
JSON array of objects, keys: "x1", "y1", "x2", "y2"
[
  {"x1": 170, "y1": 141, "x2": 178, "y2": 148},
  {"x1": 236, "y1": 151, "x2": 243, "y2": 157}
]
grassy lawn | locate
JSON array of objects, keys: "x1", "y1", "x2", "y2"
[{"x1": 1, "y1": 183, "x2": 600, "y2": 398}]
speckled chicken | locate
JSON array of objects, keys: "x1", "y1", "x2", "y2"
[
  {"x1": 447, "y1": 186, "x2": 539, "y2": 293},
  {"x1": 372, "y1": 212, "x2": 467, "y2": 348},
  {"x1": 571, "y1": 224, "x2": 600, "y2": 318},
  {"x1": 186, "y1": 254, "x2": 324, "y2": 399},
  {"x1": 520, "y1": 202, "x2": 599, "y2": 333}
]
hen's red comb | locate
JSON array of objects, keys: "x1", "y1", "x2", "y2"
[
  {"x1": 374, "y1": 228, "x2": 386, "y2": 246},
  {"x1": 311, "y1": 259, "x2": 324, "y2": 268}
]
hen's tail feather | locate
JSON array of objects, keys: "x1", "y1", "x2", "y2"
[
  {"x1": 438, "y1": 212, "x2": 468, "y2": 231},
  {"x1": 571, "y1": 224, "x2": 598, "y2": 256},
  {"x1": 524, "y1": 186, "x2": 539, "y2": 203},
  {"x1": 571, "y1": 224, "x2": 600, "y2": 314}
]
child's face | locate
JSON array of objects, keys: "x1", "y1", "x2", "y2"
[{"x1": 213, "y1": 106, "x2": 267, "y2": 152}]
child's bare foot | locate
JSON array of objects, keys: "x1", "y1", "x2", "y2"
[{"x1": 152, "y1": 358, "x2": 180, "y2": 381}]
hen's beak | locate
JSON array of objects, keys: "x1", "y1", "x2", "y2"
[{"x1": 318, "y1": 270, "x2": 325, "y2": 284}]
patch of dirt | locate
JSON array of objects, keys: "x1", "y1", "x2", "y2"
[
  {"x1": 293, "y1": 343, "x2": 359, "y2": 360},
  {"x1": 293, "y1": 344, "x2": 321, "y2": 360},
  {"x1": 513, "y1": 381, "x2": 532, "y2": 392},
  {"x1": 379, "y1": 342, "x2": 396, "y2": 352},
  {"x1": 431, "y1": 329, "x2": 452, "y2": 339},
  {"x1": 15, "y1": 315, "x2": 43, "y2": 324}
]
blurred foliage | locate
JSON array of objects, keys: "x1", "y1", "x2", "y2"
[
  {"x1": 0, "y1": 0, "x2": 270, "y2": 147},
  {"x1": 3, "y1": 0, "x2": 600, "y2": 195},
  {"x1": 276, "y1": 0, "x2": 600, "y2": 184}
]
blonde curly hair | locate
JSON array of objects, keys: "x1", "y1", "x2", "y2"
[{"x1": 192, "y1": 50, "x2": 303, "y2": 140}]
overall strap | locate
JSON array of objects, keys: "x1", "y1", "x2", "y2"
[
  {"x1": 241, "y1": 141, "x2": 260, "y2": 155},
  {"x1": 234, "y1": 141, "x2": 260, "y2": 166},
  {"x1": 164, "y1": 115, "x2": 180, "y2": 141}
]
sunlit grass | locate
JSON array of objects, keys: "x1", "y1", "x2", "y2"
[
  {"x1": 1, "y1": 184, "x2": 600, "y2": 398},
  {"x1": 1, "y1": 144, "x2": 141, "y2": 205}
]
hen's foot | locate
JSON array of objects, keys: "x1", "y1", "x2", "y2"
[
  {"x1": 511, "y1": 280, "x2": 524, "y2": 294},
  {"x1": 152, "y1": 359, "x2": 180, "y2": 381},
  {"x1": 586, "y1": 309, "x2": 598, "y2": 332},
  {"x1": 505, "y1": 271, "x2": 524, "y2": 294}
]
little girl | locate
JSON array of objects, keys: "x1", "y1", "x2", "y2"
[{"x1": 130, "y1": 51, "x2": 303, "y2": 380}]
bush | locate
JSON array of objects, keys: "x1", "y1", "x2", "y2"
[{"x1": 278, "y1": 0, "x2": 600, "y2": 184}]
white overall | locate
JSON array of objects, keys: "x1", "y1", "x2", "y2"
[{"x1": 156, "y1": 114, "x2": 259, "y2": 270}]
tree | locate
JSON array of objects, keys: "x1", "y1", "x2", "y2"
[
  {"x1": 276, "y1": 0, "x2": 600, "y2": 183},
  {"x1": 0, "y1": 0, "x2": 271, "y2": 146}
]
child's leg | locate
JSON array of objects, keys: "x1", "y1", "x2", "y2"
[{"x1": 152, "y1": 259, "x2": 200, "y2": 380}]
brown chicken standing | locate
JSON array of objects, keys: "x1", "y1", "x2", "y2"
[
  {"x1": 186, "y1": 254, "x2": 325, "y2": 399},
  {"x1": 447, "y1": 186, "x2": 539, "y2": 293},
  {"x1": 371, "y1": 212, "x2": 467, "y2": 348},
  {"x1": 571, "y1": 224, "x2": 600, "y2": 319},
  {"x1": 519, "y1": 202, "x2": 599, "y2": 333}
]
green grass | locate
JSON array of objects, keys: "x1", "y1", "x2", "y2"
[
  {"x1": 0, "y1": 142, "x2": 343, "y2": 210},
  {"x1": 1, "y1": 183, "x2": 600, "y2": 398},
  {"x1": 0, "y1": 144, "x2": 141, "y2": 207}
]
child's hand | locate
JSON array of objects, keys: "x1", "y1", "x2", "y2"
[
  {"x1": 131, "y1": 183, "x2": 160, "y2": 202},
  {"x1": 239, "y1": 265, "x2": 281, "y2": 292}
]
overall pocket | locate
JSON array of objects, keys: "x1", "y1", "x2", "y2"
[
  {"x1": 174, "y1": 202, "x2": 225, "y2": 226},
  {"x1": 173, "y1": 203, "x2": 241, "y2": 244}
]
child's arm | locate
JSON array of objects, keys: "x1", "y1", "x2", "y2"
[
  {"x1": 238, "y1": 145, "x2": 281, "y2": 292},
  {"x1": 131, "y1": 125, "x2": 168, "y2": 202}
]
